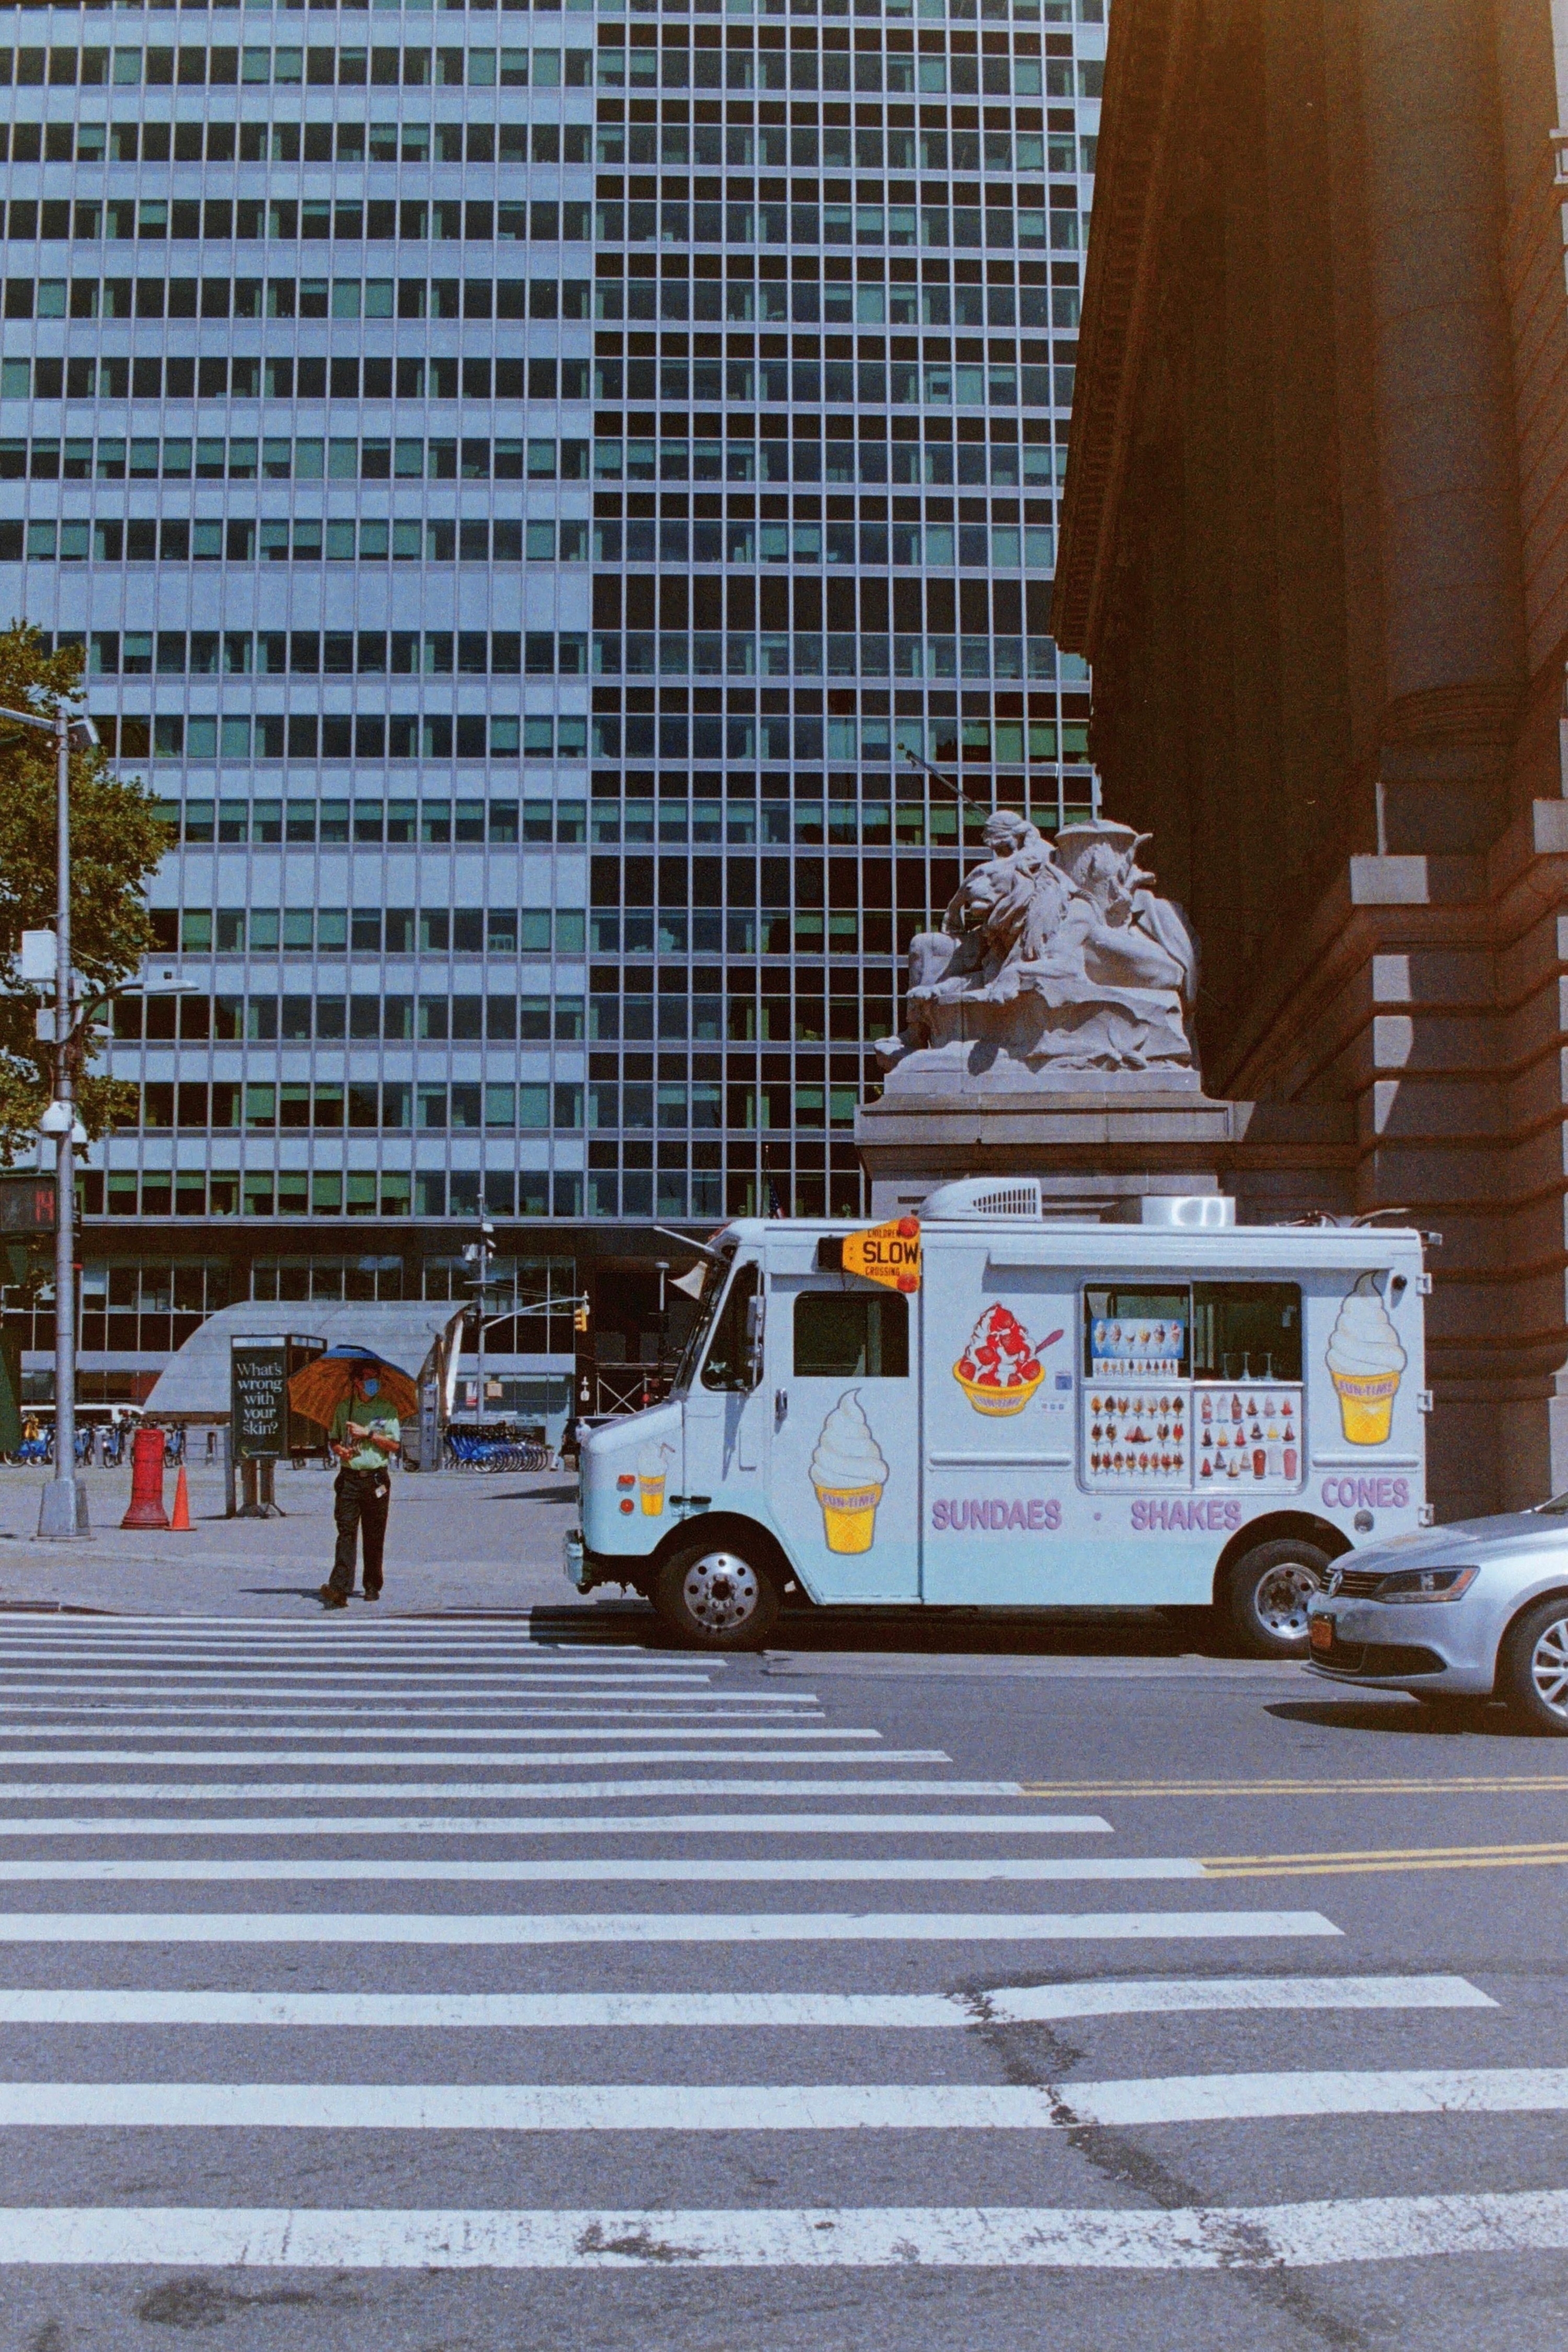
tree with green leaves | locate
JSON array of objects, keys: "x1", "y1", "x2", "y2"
[{"x1": 0, "y1": 624, "x2": 170, "y2": 1167}]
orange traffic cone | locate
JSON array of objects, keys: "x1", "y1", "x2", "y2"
[{"x1": 169, "y1": 1463, "x2": 191, "y2": 1531}]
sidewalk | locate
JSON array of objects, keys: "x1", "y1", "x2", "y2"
[{"x1": 0, "y1": 1462, "x2": 585, "y2": 1617}]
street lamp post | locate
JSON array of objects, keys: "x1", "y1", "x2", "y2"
[
  {"x1": 462, "y1": 1219, "x2": 498, "y2": 1426},
  {"x1": 0, "y1": 698, "x2": 92, "y2": 1539}
]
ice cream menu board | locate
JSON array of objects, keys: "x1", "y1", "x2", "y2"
[
  {"x1": 1080, "y1": 1282, "x2": 1305, "y2": 1494},
  {"x1": 1086, "y1": 1387, "x2": 1189, "y2": 1485},
  {"x1": 1090, "y1": 1298, "x2": 1189, "y2": 1383},
  {"x1": 1083, "y1": 1383, "x2": 1304, "y2": 1492},
  {"x1": 1194, "y1": 1387, "x2": 1300, "y2": 1486}
]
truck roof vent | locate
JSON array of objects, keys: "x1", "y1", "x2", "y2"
[{"x1": 921, "y1": 1178, "x2": 1043, "y2": 1220}]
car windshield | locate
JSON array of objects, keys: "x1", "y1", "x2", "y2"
[{"x1": 670, "y1": 1249, "x2": 733, "y2": 1393}]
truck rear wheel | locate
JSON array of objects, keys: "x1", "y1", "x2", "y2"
[
  {"x1": 1226, "y1": 1537, "x2": 1331, "y2": 1659},
  {"x1": 652, "y1": 1540, "x2": 780, "y2": 1652}
]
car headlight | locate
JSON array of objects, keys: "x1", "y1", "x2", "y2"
[{"x1": 1375, "y1": 1566, "x2": 1479, "y2": 1602}]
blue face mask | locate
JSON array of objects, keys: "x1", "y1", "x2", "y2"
[{"x1": 360, "y1": 1376, "x2": 379, "y2": 1398}]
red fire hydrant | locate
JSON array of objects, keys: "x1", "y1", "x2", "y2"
[{"x1": 121, "y1": 1426, "x2": 170, "y2": 1530}]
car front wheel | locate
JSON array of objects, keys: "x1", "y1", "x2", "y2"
[
  {"x1": 1498, "y1": 1598, "x2": 1568, "y2": 1736},
  {"x1": 1226, "y1": 1538, "x2": 1332, "y2": 1659},
  {"x1": 652, "y1": 1540, "x2": 780, "y2": 1652}
]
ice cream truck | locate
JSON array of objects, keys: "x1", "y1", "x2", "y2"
[{"x1": 566, "y1": 1180, "x2": 1430, "y2": 1652}]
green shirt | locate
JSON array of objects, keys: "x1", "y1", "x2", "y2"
[{"x1": 329, "y1": 1394, "x2": 400, "y2": 1471}]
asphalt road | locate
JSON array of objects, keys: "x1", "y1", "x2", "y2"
[{"x1": 1, "y1": 1609, "x2": 1567, "y2": 2350}]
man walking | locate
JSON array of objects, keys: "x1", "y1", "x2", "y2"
[{"x1": 319, "y1": 1367, "x2": 401, "y2": 1608}]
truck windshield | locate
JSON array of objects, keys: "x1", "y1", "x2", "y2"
[{"x1": 670, "y1": 1250, "x2": 732, "y2": 1394}]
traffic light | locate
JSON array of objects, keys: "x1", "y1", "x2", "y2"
[{"x1": 573, "y1": 1297, "x2": 591, "y2": 1334}]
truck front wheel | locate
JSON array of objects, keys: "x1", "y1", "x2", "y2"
[
  {"x1": 1225, "y1": 1537, "x2": 1331, "y2": 1659},
  {"x1": 652, "y1": 1540, "x2": 781, "y2": 1651}
]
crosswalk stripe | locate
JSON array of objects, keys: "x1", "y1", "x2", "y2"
[
  {"x1": 0, "y1": 1749, "x2": 948, "y2": 1768},
  {"x1": 0, "y1": 1910, "x2": 1341, "y2": 1945},
  {"x1": 0, "y1": 1855, "x2": 1204, "y2": 1884},
  {"x1": 0, "y1": 1709, "x2": 825, "y2": 1726},
  {"x1": 0, "y1": 1780, "x2": 1025, "y2": 1801},
  {"x1": 0, "y1": 1730, "x2": 877, "y2": 1750},
  {"x1": 0, "y1": 1628, "x2": 673, "y2": 1647},
  {"x1": 0, "y1": 1646, "x2": 686, "y2": 1665},
  {"x1": 1, "y1": 2188, "x2": 1558, "y2": 2270},
  {"x1": 0, "y1": 1694, "x2": 806, "y2": 1712},
  {"x1": 0, "y1": 1731, "x2": 870, "y2": 1750},
  {"x1": 0, "y1": 1813, "x2": 1111, "y2": 1839},
  {"x1": 0, "y1": 1977, "x2": 1492, "y2": 2028},
  {"x1": 0, "y1": 1651, "x2": 713, "y2": 1665},
  {"x1": 0, "y1": 1675, "x2": 747, "y2": 1693},
  {"x1": 0, "y1": 2069, "x2": 1557, "y2": 2132}
]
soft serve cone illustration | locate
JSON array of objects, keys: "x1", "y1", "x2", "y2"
[
  {"x1": 809, "y1": 1390, "x2": 889, "y2": 1554},
  {"x1": 1326, "y1": 1274, "x2": 1406, "y2": 1444},
  {"x1": 636, "y1": 1438, "x2": 673, "y2": 1516}
]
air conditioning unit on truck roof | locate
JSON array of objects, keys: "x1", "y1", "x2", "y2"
[{"x1": 919, "y1": 1179, "x2": 1237, "y2": 1228}]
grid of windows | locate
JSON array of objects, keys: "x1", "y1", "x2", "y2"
[{"x1": 0, "y1": 0, "x2": 1101, "y2": 1393}]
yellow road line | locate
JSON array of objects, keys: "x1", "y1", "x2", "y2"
[
  {"x1": 1203, "y1": 1839, "x2": 1568, "y2": 1880},
  {"x1": 1020, "y1": 1778, "x2": 1568, "y2": 1798}
]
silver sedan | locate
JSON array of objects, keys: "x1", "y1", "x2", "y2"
[{"x1": 1306, "y1": 1495, "x2": 1568, "y2": 1733}]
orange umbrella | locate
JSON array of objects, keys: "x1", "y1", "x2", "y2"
[{"x1": 287, "y1": 1345, "x2": 419, "y2": 1432}]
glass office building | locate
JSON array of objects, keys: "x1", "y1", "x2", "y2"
[{"x1": 0, "y1": 0, "x2": 1101, "y2": 1424}]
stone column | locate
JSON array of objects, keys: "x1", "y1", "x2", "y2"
[{"x1": 1358, "y1": 0, "x2": 1527, "y2": 845}]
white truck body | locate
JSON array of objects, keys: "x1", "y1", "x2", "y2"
[{"x1": 569, "y1": 1188, "x2": 1429, "y2": 1614}]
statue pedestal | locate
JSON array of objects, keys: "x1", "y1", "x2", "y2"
[{"x1": 854, "y1": 1089, "x2": 1357, "y2": 1226}]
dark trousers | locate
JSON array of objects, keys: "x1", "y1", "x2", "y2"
[{"x1": 331, "y1": 1466, "x2": 390, "y2": 1596}]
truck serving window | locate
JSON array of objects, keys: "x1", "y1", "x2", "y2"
[
  {"x1": 794, "y1": 1291, "x2": 909, "y2": 1379},
  {"x1": 700, "y1": 1261, "x2": 759, "y2": 1392},
  {"x1": 1191, "y1": 1283, "x2": 1301, "y2": 1383}
]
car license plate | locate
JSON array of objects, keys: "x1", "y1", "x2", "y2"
[{"x1": 1309, "y1": 1617, "x2": 1333, "y2": 1653}]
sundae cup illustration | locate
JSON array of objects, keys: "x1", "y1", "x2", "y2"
[
  {"x1": 636, "y1": 1438, "x2": 673, "y2": 1516},
  {"x1": 953, "y1": 1305, "x2": 1058, "y2": 1416},
  {"x1": 809, "y1": 1390, "x2": 888, "y2": 1554},
  {"x1": 1326, "y1": 1273, "x2": 1407, "y2": 1445}
]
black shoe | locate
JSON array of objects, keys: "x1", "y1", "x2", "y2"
[
  {"x1": 318, "y1": 1583, "x2": 348, "y2": 1609},
  {"x1": 363, "y1": 1586, "x2": 382, "y2": 1602}
]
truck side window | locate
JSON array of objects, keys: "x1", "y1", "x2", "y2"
[
  {"x1": 700, "y1": 1262, "x2": 760, "y2": 1391},
  {"x1": 794, "y1": 1291, "x2": 909, "y2": 1378},
  {"x1": 1191, "y1": 1283, "x2": 1302, "y2": 1382}
]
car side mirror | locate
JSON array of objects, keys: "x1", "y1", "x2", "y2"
[{"x1": 745, "y1": 1293, "x2": 766, "y2": 1391}]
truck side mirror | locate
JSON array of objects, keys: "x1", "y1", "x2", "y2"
[{"x1": 745, "y1": 1293, "x2": 766, "y2": 1391}]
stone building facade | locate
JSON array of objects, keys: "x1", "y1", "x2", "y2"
[{"x1": 1053, "y1": 0, "x2": 1568, "y2": 1521}]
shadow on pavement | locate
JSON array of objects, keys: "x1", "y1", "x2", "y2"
[
  {"x1": 525, "y1": 1600, "x2": 1239, "y2": 1659},
  {"x1": 470, "y1": 1484, "x2": 579, "y2": 1506},
  {"x1": 1266, "y1": 1697, "x2": 1528, "y2": 1738},
  {"x1": 240, "y1": 1584, "x2": 345, "y2": 1601}
]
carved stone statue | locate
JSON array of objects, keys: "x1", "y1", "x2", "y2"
[{"x1": 878, "y1": 815, "x2": 1201, "y2": 1093}]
